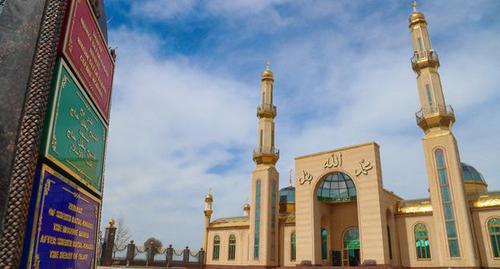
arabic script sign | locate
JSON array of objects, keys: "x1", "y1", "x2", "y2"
[
  {"x1": 43, "y1": 61, "x2": 107, "y2": 194},
  {"x1": 63, "y1": 0, "x2": 114, "y2": 120},
  {"x1": 23, "y1": 165, "x2": 100, "y2": 269}
]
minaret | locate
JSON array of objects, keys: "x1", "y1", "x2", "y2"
[
  {"x1": 409, "y1": 2, "x2": 479, "y2": 266},
  {"x1": 248, "y1": 63, "x2": 280, "y2": 266},
  {"x1": 202, "y1": 191, "x2": 213, "y2": 257}
]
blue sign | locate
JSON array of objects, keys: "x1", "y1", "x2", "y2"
[{"x1": 22, "y1": 165, "x2": 101, "y2": 269}]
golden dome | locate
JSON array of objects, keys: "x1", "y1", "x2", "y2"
[
  {"x1": 261, "y1": 62, "x2": 274, "y2": 80},
  {"x1": 409, "y1": 11, "x2": 426, "y2": 27},
  {"x1": 243, "y1": 203, "x2": 250, "y2": 210},
  {"x1": 205, "y1": 193, "x2": 213, "y2": 202}
]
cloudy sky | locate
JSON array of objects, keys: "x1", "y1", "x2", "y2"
[{"x1": 100, "y1": 0, "x2": 500, "y2": 248}]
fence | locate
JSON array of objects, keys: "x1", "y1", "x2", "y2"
[{"x1": 100, "y1": 221, "x2": 204, "y2": 268}]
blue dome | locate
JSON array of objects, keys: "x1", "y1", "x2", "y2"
[
  {"x1": 461, "y1": 163, "x2": 486, "y2": 183},
  {"x1": 280, "y1": 186, "x2": 295, "y2": 204}
]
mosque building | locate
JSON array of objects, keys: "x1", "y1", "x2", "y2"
[{"x1": 202, "y1": 4, "x2": 500, "y2": 268}]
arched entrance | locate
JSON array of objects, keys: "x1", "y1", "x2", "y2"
[
  {"x1": 315, "y1": 171, "x2": 359, "y2": 266},
  {"x1": 343, "y1": 227, "x2": 360, "y2": 266}
]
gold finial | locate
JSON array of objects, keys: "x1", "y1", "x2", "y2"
[
  {"x1": 412, "y1": 0, "x2": 417, "y2": 12},
  {"x1": 109, "y1": 219, "x2": 115, "y2": 227},
  {"x1": 205, "y1": 188, "x2": 213, "y2": 201},
  {"x1": 262, "y1": 60, "x2": 274, "y2": 79}
]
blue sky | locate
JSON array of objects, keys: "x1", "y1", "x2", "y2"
[{"x1": 100, "y1": 0, "x2": 500, "y2": 249}]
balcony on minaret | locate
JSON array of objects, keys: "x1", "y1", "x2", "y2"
[
  {"x1": 257, "y1": 104, "x2": 277, "y2": 118},
  {"x1": 415, "y1": 104, "x2": 455, "y2": 131},
  {"x1": 253, "y1": 146, "x2": 279, "y2": 165},
  {"x1": 411, "y1": 50, "x2": 440, "y2": 73}
]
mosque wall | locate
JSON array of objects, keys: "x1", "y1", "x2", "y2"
[
  {"x1": 396, "y1": 214, "x2": 439, "y2": 267},
  {"x1": 206, "y1": 227, "x2": 250, "y2": 266},
  {"x1": 470, "y1": 208, "x2": 500, "y2": 268}
]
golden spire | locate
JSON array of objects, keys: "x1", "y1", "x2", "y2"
[{"x1": 261, "y1": 60, "x2": 274, "y2": 80}]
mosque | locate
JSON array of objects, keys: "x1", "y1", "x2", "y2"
[{"x1": 201, "y1": 4, "x2": 500, "y2": 268}]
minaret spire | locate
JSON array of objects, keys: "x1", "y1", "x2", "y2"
[
  {"x1": 408, "y1": 6, "x2": 479, "y2": 266},
  {"x1": 253, "y1": 62, "x2": 279, "y2": 165},
  {"x1": 408, "y1": 4, "x2": 453, "y2": 133},
  {"x1": 412, "y1": 0, "x2": 417, "y2": 12}
]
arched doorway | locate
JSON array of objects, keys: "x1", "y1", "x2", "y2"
[
  {"x1": 315, "y1": 171, "x2": 359, "y2": 266},
  {"x1": 343, "y1": 227, "x2": 360, "y2": 266}
]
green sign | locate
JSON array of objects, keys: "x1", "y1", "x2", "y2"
[{"x1": 43, "y1": 60, "x2": 107, "y2": 195}]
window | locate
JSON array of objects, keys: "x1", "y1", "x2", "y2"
[
  {"x1": 228, "y1": 235, "x2": 236, "y2": 260},
  {"x1": 291, "y1": 232, "x2": 296, "y2": 261},
  {"x1": 343, "y1": 227, "x2": 360, "y2": 266},
  {"x1": 271, "y1": 127, "x2": 275, "y2": 148},
  {"x1": 321, "y1": 228, "x2": 328, "y2": 260},
  {"x1": 387, "y1": 225, "x2": 393, "y2": 260},
  {"x1": 488, "y1": 218, "x2": 500, "y2": 258},
  {"x1": 435, "y1": 149, "x2": 460, "y2": 258},
  {"x1": 259, "y1": 130, "x2": 263, "y2": 149},
  {"x1": 425, "y1": 84, "x2": 433, "y2": 106},
  {"x1": 317, "y1": 172, "x2": 356, "y2": 202},
  {"x1": 213, "y1": 235, "x2": 220, "y2": 260},
  {"x1": 271, "y1": 180, "x2": 277, "y2": 261},
  {"x1": 415, "y1": 224, "x2": 431, "y2": 259},
  {"x1": 418, "y1": 37, "x2": 424, "y2": 52},
  {"x1": 254, "y1": 180, "x2": 261, "y2": 260}
]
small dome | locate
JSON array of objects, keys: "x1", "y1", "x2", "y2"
[
  {"x1": 409, "y1": 11, "x2": 426, "y2": 26},
  {"x1": 280, "y1": 186, "x2": 295, "y2": 204},
  {"x1": 243, "y1": 203, "x2": 250, "y2": 210},
  {"x1": 205, "y1": 193, "x2": 213, "y2": 202},
  {"x1": 461, "y1": 163, "x2": 486, "y2": 183}
]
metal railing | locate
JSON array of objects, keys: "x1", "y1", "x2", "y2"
[
  {"x1": 257, "y1": 104, "x2": 277, "y2": 116},
  {"x1": 411, "y1": 50, "x2": 439, "y2": 64},
  {"x1": 415, "y1": 104, "x2": 454, "y2": 123},
  {"x1": 253, "y1": 146, "x2": 280, "y2": 158}
]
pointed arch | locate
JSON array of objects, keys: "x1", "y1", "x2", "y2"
[
  {"x1": 228, "y1": 234, "x2": 236, "y2": 260},
  {"x1": 414, "y1": 223, "x2": 431, "y2": 259},
  {"x1": 212, "y1": 235, "x2": 220, "y2": 260}
]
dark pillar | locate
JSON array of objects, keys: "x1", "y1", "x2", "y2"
[
  {"x1": 199, "y1": 248, "x2": 205, "y2": 265},
  {"x1": 146, "y1": 241, "x2": 155, "y2": 265},
  {"x1": 183, "y1": 246, "x2": 190, "y2": 264},
  {"x1": 103, "y1": 219, "x2": 117, "y2": 266},
  {"x1": 0, "y1": 0, "x2": 69, "y2": 266},
  {"x1": 126, "y1": 240, "x2": 136, "y2": 266},
  {"x1": 166, "y1": 244, "x2": 174, "y2": 265}
]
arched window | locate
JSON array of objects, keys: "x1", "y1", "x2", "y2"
[
  {"x1": 228, "y1": 234, "x2": 236, "y2": 260},
  {"x1": 435, "y1": 149, "x2": 460, "y2": 257},
  {"x1": 291, "y1": 232, "x2": 296, "y2": 261},
  {"x1": 271, "y1": 180, "x2": 277, "y2": 261},
  {"x1": 488, "y1": 218, "x2": 500, "y2": 258},
  {"x1": 321, "y1": 228, "x2": 328, "y2": 260},
  {"x1": 415, "y1": 224, "x2": 431, "y2": 259},
  {"x1": 343, "y1": 227, "x2": 360, "y2": 266},
  {"x1": 317, "y1": 172, "x2": 356, "y2": 202},
  {"x1": 254, "y1": 180, "x2": 261, "y2": 260},
  {"x1": 212, "y1": 235, "x2": 220, "y2": 260}
]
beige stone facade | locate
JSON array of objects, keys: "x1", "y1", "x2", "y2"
[{"x1": 202, "y1": 5, "x2": 500, "y2": 269}]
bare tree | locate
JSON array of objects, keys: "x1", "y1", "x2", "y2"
[{"x1": 113, "y1": 218, "x2": 132, "y2": 255}]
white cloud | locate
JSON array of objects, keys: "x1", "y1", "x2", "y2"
[
  {"x1": 101, "y1": 1, "x2": 500, "y2": 248},
  {"x1": 130, "y1": 0, "x2": 197, "y2": 20}
]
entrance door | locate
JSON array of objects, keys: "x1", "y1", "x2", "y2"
[{"x1": 342, "y1": 227, "x2": 360, "y2": 266}]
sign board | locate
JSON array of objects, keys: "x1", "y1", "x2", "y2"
[
  {"x1": 43, "y1": 60, "x2": 107, "y2": 195},
  {"x1": 63, "y1": 0, "x2": 114, "y2": 120},
  {"x1": 23, "y1": 165, "x2": 100, "y2": 269}
]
